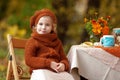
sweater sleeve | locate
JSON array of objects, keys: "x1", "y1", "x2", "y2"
[
  {"x1": 58, "y1": 41, "x2": 70, "y2": 72},
  {"x1": 25, "y1": 38, "x2": 52, "y2": 69}
]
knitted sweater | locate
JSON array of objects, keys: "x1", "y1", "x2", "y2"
[{"x1": 25, "y1": 32, "x2": 69, "y2": 74}]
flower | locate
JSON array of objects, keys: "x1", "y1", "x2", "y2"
[{"x1": 84, "y1": 13, "x2": 113, "y2": 42}]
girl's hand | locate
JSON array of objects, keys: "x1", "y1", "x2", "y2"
[
  {"x1": 50, "y1": 62, "x2": 65, "y2": 72},
  {"x1": 56, "y1": 63, "x2": 65, "y2": 72},
  {"x1": 50, "y1": 61, "x2": 59, "y2": 72}
]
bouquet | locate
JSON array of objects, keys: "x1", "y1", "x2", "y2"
[{"x1": 84, "y1": 13, "x2": 113, "y2": 42}]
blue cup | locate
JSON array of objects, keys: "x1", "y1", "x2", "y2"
[
  {"x1": 113, "y1": 28, "x2": 120, "y2": 34},
  {"x1": 100, "y1": 35, "x2": 115, "y2": 47}
]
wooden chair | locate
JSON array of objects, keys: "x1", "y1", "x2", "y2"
[{"x1": 6, "y1": 34, "x2": 30, "y2": 80}]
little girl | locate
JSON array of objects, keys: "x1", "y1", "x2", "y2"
[{"x1": 25, "y1": 9, "x2": 74, "y2": 80}]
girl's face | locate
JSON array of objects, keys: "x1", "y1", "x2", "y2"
[{"x1": 36, "y1": 16, "x2": 53, "y2": 34}]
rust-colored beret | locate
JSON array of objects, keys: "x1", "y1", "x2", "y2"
[{"x1": 30, "y1": 9, "x2": 57, "y2": 28}]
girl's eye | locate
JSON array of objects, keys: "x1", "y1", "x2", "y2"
[
  {"x1": 39, "y1": 23, "x2": 43, "y2": 25},
  {"x1": 46, "y1": 23, "x2": 50, "y2": 26}
]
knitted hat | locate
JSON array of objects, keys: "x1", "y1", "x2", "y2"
[{"x1": 30, "y1": 9, "x2": 57, "y2": 29}]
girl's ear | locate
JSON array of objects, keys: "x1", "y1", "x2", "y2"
[
  {"x1": 34, "y1": 25, "x2": 38, "y2": 30},
  {"x1": 32, "y1": 26, "x2": 37, "y2": 32},
  {"x1": 31, "y1": 26, "x2": 36, "y2": 29},
  {"x1": 34, "y1": 26, "x2": 37, "y2": 29}
]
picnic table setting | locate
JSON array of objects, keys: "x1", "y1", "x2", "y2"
[{"x1": 67, "y1": 15, "x2": 120, "y2": 80}]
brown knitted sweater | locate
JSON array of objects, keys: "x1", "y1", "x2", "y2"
[{"x1": 25, "y1": 31, "x2": 69, "y2": 74}]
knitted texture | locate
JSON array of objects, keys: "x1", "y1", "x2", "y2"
[
  {"x1": 25, "y1": 31, "x2": 69, "y2": 74},
  {"x1": 30, "y1": 9, "x2": 57, "y2": 28}
]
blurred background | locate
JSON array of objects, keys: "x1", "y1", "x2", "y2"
[{"x1": 0, "y1": 0, "x2": 120, "y2": 79}]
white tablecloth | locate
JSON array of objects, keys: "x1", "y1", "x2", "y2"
[{"x1": 67, "y1": 45, "x2": 120, "y2": 80}]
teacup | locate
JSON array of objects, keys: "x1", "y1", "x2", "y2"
[{"x1": 100, "y1": 35, "x2": 115, "y2": 47}]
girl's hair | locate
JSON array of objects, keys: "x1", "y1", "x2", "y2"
[{"x1": 53, "y1": 23, "x2": 57, "y2": 33}]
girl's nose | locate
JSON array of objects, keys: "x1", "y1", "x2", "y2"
[{"x1": 42, "y1": 25, "x2": 46, "y2": 29}]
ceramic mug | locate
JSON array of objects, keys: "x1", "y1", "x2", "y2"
[
  {"x1": 113, "y1": 28, "x2": 120, "y2": 34},
  {"x1": 113, "y1": 28, "x2": 120, "y2": 45},
  {"x1": 100, "y1": 35, "x2": 115, "y2": 47}
]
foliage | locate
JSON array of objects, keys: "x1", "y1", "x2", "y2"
[
  {"x1": 84, "y1": 13, "x2": 113, "y2": 42},
  {"x1": 99, "y1": 0, "x2": 120, "y2": 28},
  {"x1": 6, "y1": 0, "x2": 53, "y2": 38},
  {"x1": 51, "y1": 0, "x2": 76, "y2": 44},
  {"x1": 4, "y1": 25, "x2": 26, "y2": 38}
]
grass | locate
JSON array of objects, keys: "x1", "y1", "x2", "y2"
[
  {"x1": 0, "y1": 48, "x2": 29, "y2": 80},
  {"x1": 0, "y1": 71, "x2": 6, "y2": 80},
  {"x1": 0, "y1": 48, "x2": 8, "y2": 80},
  {"x1": 0, "y1": 48, "x2": 8, "y2": 59}
]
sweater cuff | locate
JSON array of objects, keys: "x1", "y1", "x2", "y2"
[
  {"x1": 45, "y1": 59, "x2": 52, "y2": 68},
  {"x1": 60, "y1": 60, "x2": 69, "y2": 71}
]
